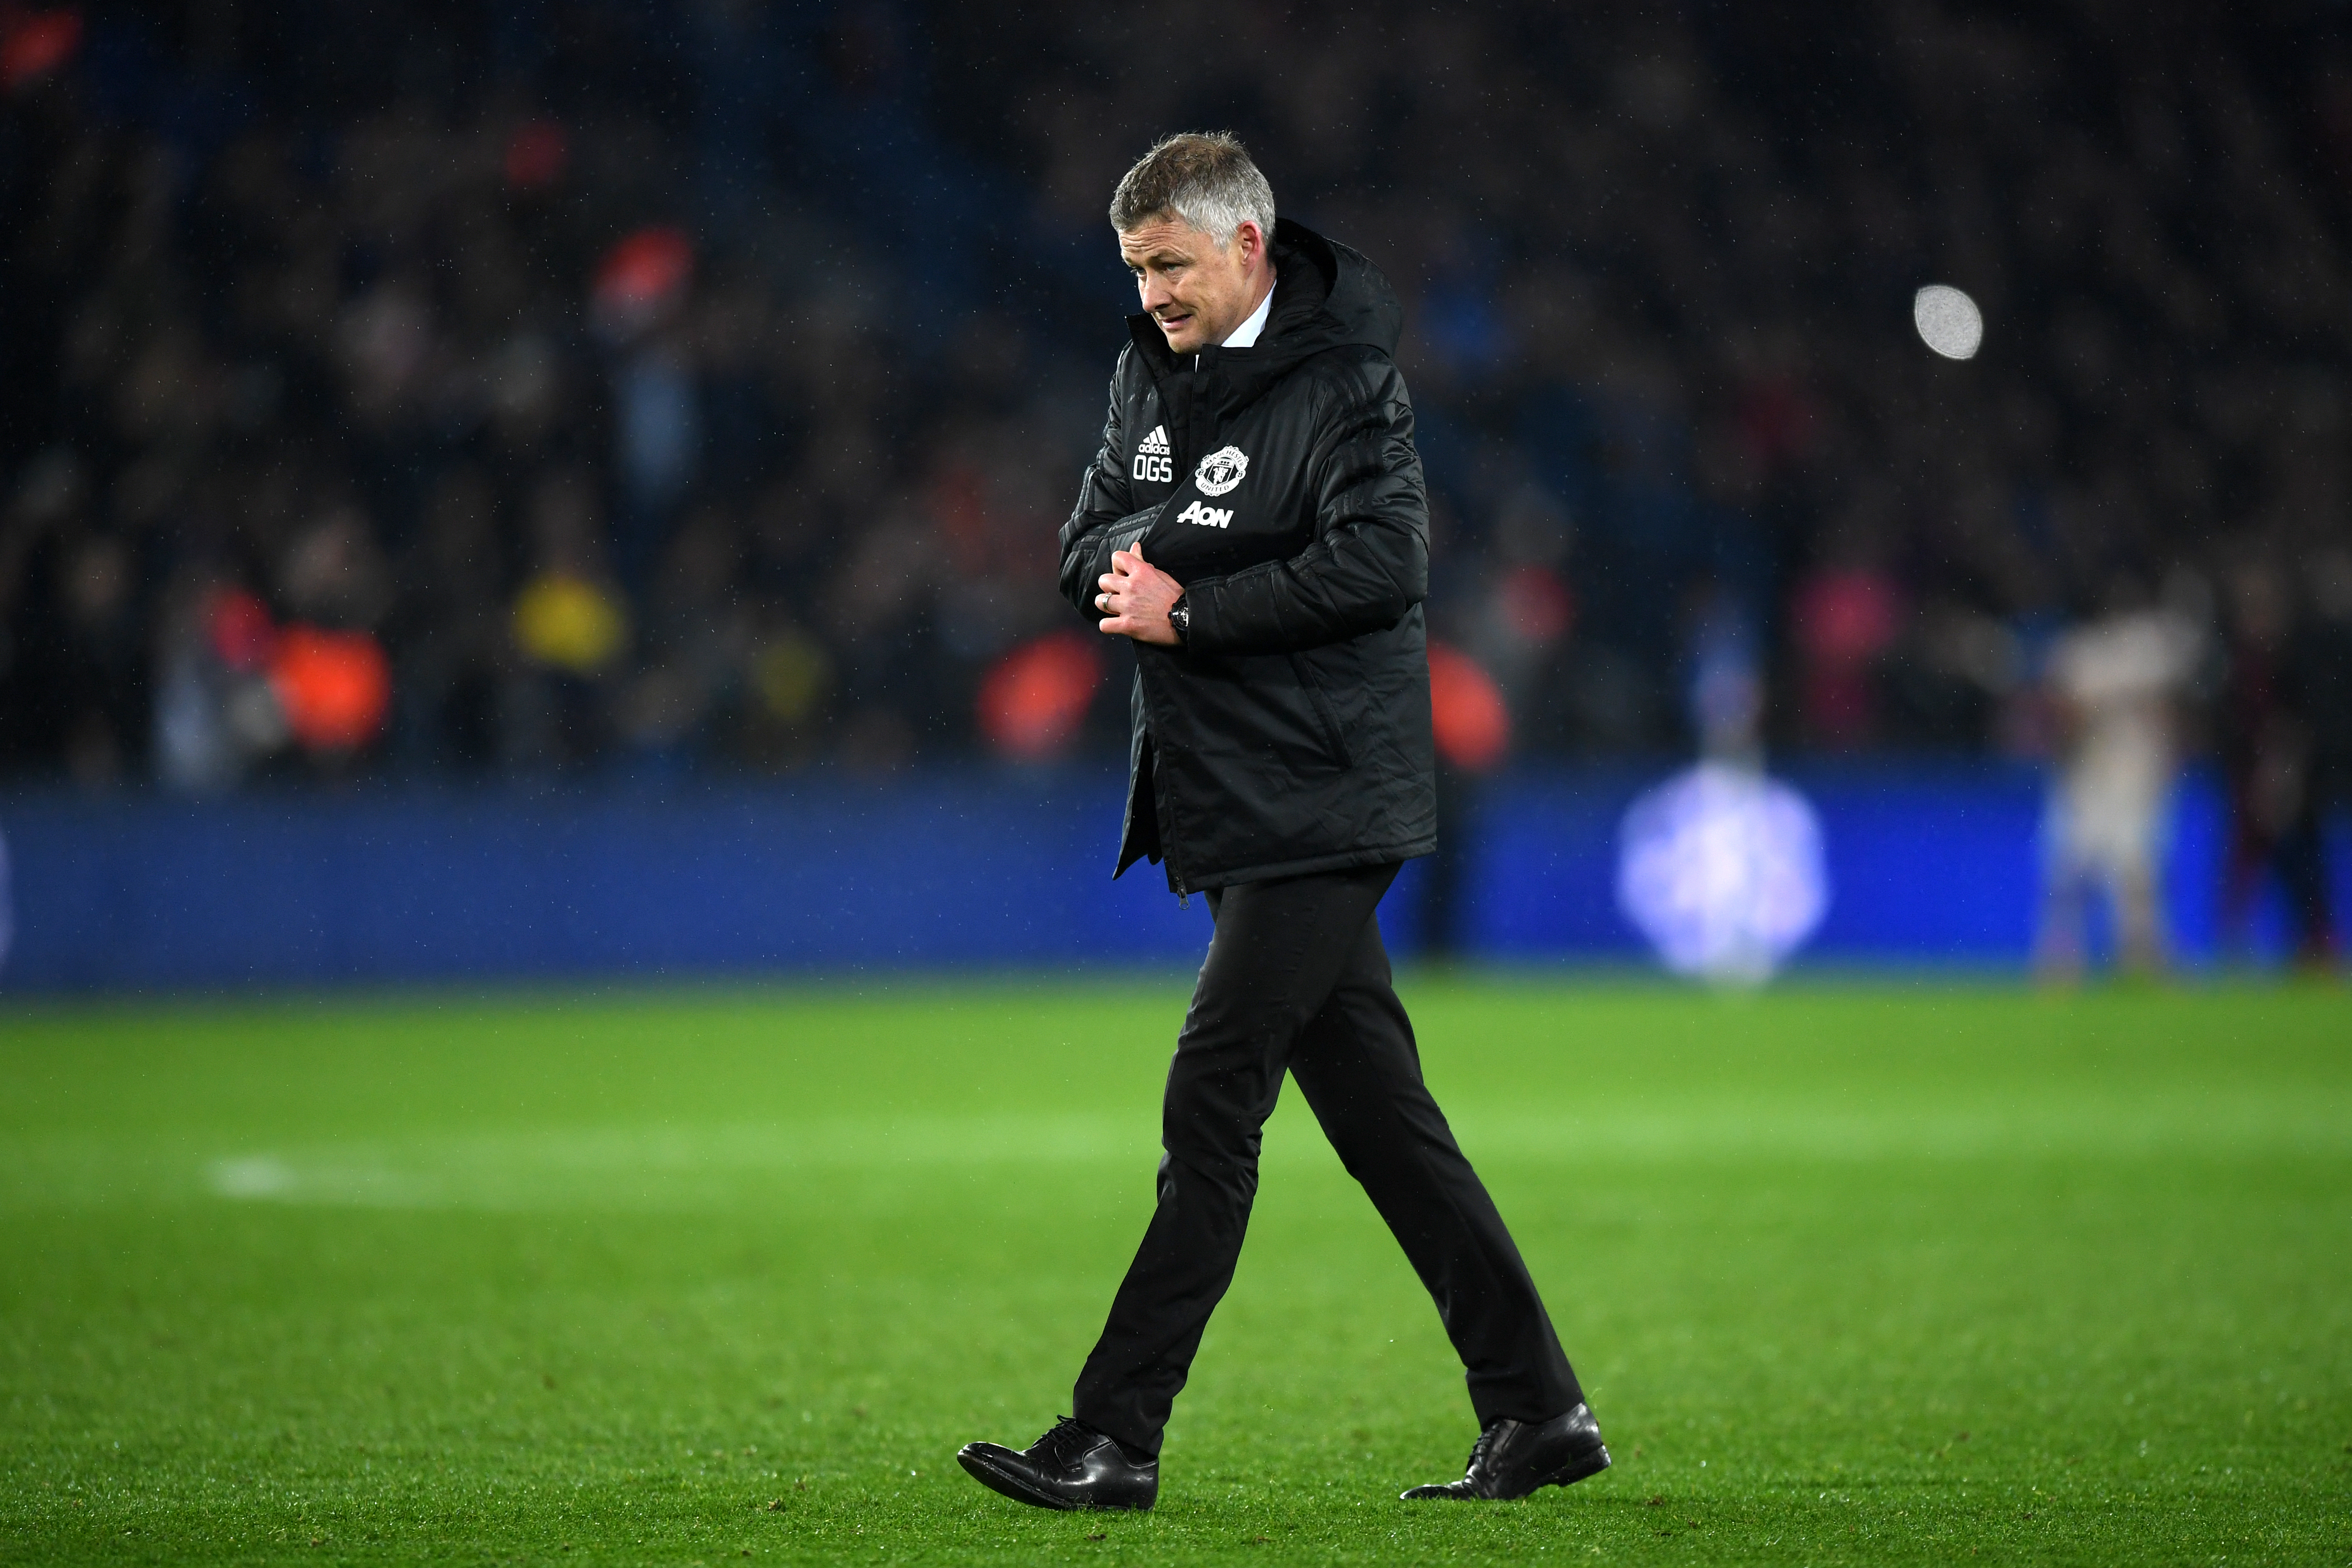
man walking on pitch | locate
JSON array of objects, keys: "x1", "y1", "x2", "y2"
[{"x1": 955, "y1": 133, "x2": 1607, "y2": 1511}]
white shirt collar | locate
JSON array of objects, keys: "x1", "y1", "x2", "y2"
[{"x1": 1221, "y1": 279, "x2": 1276, "y2": 348}]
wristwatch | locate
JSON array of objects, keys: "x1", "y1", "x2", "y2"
[{"x1": 1168, "y1": 593, "x2": 1191, "y2": 644}]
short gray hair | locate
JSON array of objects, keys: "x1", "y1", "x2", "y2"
[{"x1": 1108, "y1": 132, "x2": 1276, "y2": 246}]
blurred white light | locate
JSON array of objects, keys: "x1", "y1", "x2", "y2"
[
  {"x1": 1616, "y1": 763, "x2": 1829, "y2": 985},
  {"x1": 1913, "y1": 284, "x2": 1983, "y2": 360}
]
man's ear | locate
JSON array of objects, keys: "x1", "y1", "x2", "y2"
[{"x1": 1235, "y1": 220, "x2": 1266, "y2": 269}]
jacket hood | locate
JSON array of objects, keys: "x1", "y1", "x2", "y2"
[{"x1": 1125, "y1": 218, "x2": 1404, "y2": 403}]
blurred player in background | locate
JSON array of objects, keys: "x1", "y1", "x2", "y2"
[
  {"x1": 2219, "y1": 560, "x2": 2336, "y2": 969},
  {"x1": 2036, "y1": 579, "x2": 2204, "y2": 979}
]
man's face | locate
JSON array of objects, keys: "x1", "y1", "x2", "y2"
[{"x1": 1118, "y1": 215, "x2": 1266, "y2": 354}]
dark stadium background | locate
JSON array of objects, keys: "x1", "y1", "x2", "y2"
[{"x1": 3, "y1": 0, "x2": 2351, "y2": 986}]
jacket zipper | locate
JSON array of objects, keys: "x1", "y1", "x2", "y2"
[{"x1": 1140, "y1": 354, "x2": 1203, "y2": 906}]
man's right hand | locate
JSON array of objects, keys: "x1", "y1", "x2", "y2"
[{"x1": 1097, "y1": 542, "x2": 1186, "y2": 647}]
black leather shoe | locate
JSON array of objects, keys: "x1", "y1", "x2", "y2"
[
  {"x1": 957, "y1": 1417, "x2": 1158, "y2": 1511},
  {"x1": 1400, "y1": 1403, "x2": 1611, "y2": 1500}
]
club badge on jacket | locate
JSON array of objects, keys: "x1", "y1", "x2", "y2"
[{"x1": 1194, "y1": 447, "x2": 1250, "y2": 496}]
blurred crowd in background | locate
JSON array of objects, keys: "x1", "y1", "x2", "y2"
[{"x1": 5, "y1": 0, "x2": 2351, "y2": 889}]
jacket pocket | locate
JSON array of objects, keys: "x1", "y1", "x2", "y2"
[
  {"x1": 1109, "y1": 514, "x2": 1156, "y2": 552},
  {"x1": 1289, "y1": 653, "x2": 1353, "y2": 769},
  {"x1": 1098, "y1": 514, "x2": 1154, "y2": 576}
]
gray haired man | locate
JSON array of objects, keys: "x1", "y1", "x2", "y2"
[{"x1": 956, "y1": 133, "x2": 1607, "y2": 1512}]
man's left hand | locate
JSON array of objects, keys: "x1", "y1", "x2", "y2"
[{"x1": 1097, "y1": 541, "x2": 1185, "y2": 646}]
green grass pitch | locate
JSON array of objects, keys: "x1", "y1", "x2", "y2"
[{"x1": 2, "y1": 975, "x2": 2347, "y2": 1564}]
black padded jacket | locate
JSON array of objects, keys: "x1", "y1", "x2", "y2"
[{"x1": 1059, "y1": 219, "x2": 1436, "y2": 894}]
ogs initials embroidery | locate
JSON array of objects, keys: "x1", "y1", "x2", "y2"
[{"x1": 1132, "y1": 424, "x2": 1173, "y2": 483}]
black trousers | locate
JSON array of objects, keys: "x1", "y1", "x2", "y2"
[{"x1": 1071, "y1": 861, "x2": 1583, "y2": 1455}]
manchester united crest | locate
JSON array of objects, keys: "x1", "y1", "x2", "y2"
[{"x1": 1194, "y1": 446, "x2": 1250, "y2": 497}]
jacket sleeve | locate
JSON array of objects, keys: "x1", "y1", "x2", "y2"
[
  {"x1": 1180, "y1": 357, "x2": 1430, "y2": 656},
  {"x1": 1058, "y1": 350, "x2": 1145, "y2": 624}
]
